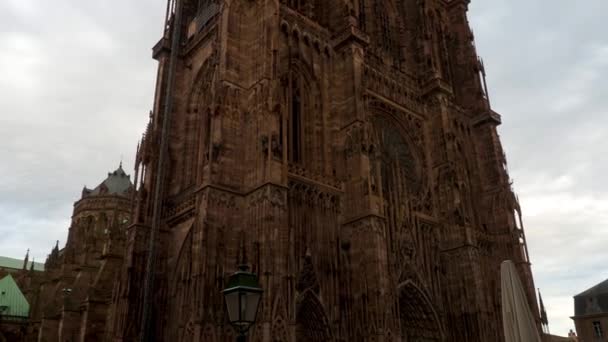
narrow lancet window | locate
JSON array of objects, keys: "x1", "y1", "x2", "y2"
[
  {"x1": 375, "y1": 3, "x2": 392, "y2": 52},
  {"x1": 359, "y1": 0, "x2": 366, "y2": 31},
  {"x1": 290, "y1": 77, "x2": 302, "y2": 163}
]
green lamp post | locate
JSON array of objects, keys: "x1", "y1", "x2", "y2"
[{"x1": 223, "y1": 265, "x2": 263, "y2": 342}]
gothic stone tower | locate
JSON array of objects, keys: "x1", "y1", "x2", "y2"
[
  {"x1": 111, "y1": 0, "x2": 539, "y2": 341},
  {"x1": 34, "y1": 165, "x2": 133, "y2": 342}
]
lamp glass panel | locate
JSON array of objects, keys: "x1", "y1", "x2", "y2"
[
  {"x1": 225, "y1": 291, "x2": 240, "y2": 323},
  {"x1": 243, "y1": 291, "x2": 261, "y2": 323}
]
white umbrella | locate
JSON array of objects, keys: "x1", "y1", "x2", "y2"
[{"x1": 501, "y1": 260, "x2": 542, "y2": 342}]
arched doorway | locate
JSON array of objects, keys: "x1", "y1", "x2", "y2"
[
  {"x1": 295, "y1": 290, "x2": 332, "y2": 341},
  {"x1": 398, "y1": 281, "x2": 443, "y2": 341},
  {"x1": 169, "y1": 228, "x2": 195, "y2": 342}
]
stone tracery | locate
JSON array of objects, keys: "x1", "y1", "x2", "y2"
[{"x1": 19, "y1": 1, "x2": 542, "y2": 341}]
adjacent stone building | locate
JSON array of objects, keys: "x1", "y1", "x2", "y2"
[
  {"x1": 0, "y1": 255, "x2": 46, "y2": 308},
  {"x1": 107, "y1": 0, "x2": 541, "y2": 341},
  {"x1": 0, "y1": 256, "x2": 45, "y2": 342},
  {"x1": 572, "y1": 279, "x2": 608, "y2": 342},
  {"x1": 31, "y1": 165, "x2": 134, "y2": 342}
]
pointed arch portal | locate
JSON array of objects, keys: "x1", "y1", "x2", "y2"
[
  {"x1": 296, "y1": 290, "x2": 332, "y2": 342},
  {"x1": 398, "y1": 281, "x2": 444, "y2": 341}
]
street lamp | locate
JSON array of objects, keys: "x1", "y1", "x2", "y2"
[{"x1": 223, "y1": 264, "x2": 263, "y2": 342}]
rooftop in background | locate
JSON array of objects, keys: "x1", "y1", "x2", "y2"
[
  {"x1": 0, "y1": 256, "x2": 44, "y2": 272},
  {"x1": 573, "y1": 278, "x2": 608, "y2": 317},
  {"x1": 81, "y1": 163, "x2": 134, "y2": 199},
  {"x1": 542, "y1": 333, "x2": 576, "y2": 342},
  {"x1": 0, "y1": 274, "x2": 30, "y2": 318}
]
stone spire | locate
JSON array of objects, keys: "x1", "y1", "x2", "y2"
[{"x1": 22, "y1": 248, "x2": 30, "y2": 270}]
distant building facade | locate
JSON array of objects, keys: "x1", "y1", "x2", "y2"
[{"x1": 572, "y1": 279, "x2": 608, "y2": 342}]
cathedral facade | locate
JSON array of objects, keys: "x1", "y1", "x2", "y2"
[
  {"x1": 107, "y1": 0, "x2": 541, "y2": 341},
  {"x1": 18, "y1": 0, "x2": 541, "y2": 341}
]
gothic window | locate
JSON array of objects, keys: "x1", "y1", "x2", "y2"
[
  {"x1": 196, "y1": 0, "x2": 218, "y2": 15},
  {"x1": 373, "y1": 116, "x2": 420, "y2": 194},
  {"x1": 379, "y1": 6, "x2": 391, "y2": 49},
  {"x1": 427, "y1": 11, "x2": 451, "y2": 81},
  {"x1": 284, "y1": 0, "x2": 314, "y2": 18},
  {"x1": 358, "y1": 0, "x2": 366, "y2": 31},
  {"x1": 374, "y1": 2, "x2": 396, "y2": 57},
  {"x1": 289, "y1": 75, "x2": 303, "y2": 163},
  {"x1": 282, "y1": 61, "x2": 322, "y2": 169},
  {"x1": 593, "y1": 321, "x2": 603, "y2": 338},
  {"x1": 184, "y1": 0, "x2": 215, "y2": 26},
  {"x1": 204, "y1": 110, "x2": 212, "y2": 163},
  {"x1": 437, "y1": 24, "x2": 451, "y2": 81}
]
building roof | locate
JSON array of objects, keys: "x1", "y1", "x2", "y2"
[
  {"x1": 574, "y1": 278, "x2": 608, "y2": 317},
  {"x1": 575, "y1": 278, "x2": 608, "y2": 297},
  {"x1": 0, "y1": 274, "x2": 30, "y2": 318},
  {"x1": 0, "y1": 256, "x2": 44, "y2": 272},
  {"x1": 544, "y1": 335, "x2": 573, "y2": 342},
  {"x1": 82, "y1": 163, "x2": 134, "y2": 199}
]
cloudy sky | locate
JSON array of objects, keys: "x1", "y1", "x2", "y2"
[{"x1": 1, "y1": 0, "x2": 606, "y2": 336}]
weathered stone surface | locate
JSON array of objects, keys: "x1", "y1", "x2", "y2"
[
  {"x1": 25, "y1": 1, "x2": 542, "y2": 341},
  {"x1": 20, "y1": 165, "x2": 134, "y2": 342},
  {"x1": 108, "y1": 1, "x2": 541, "y2": 341}
]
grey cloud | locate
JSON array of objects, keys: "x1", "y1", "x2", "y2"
[
  {"x1": 0, "y1": 0, "x2": 166, "y2": 261},
  {"x1": 0, "y1": 0, "x2": 605, "y2": 337},
  {"x1": 470, "y1": 0, "x2": 608, "y2": 335}
]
